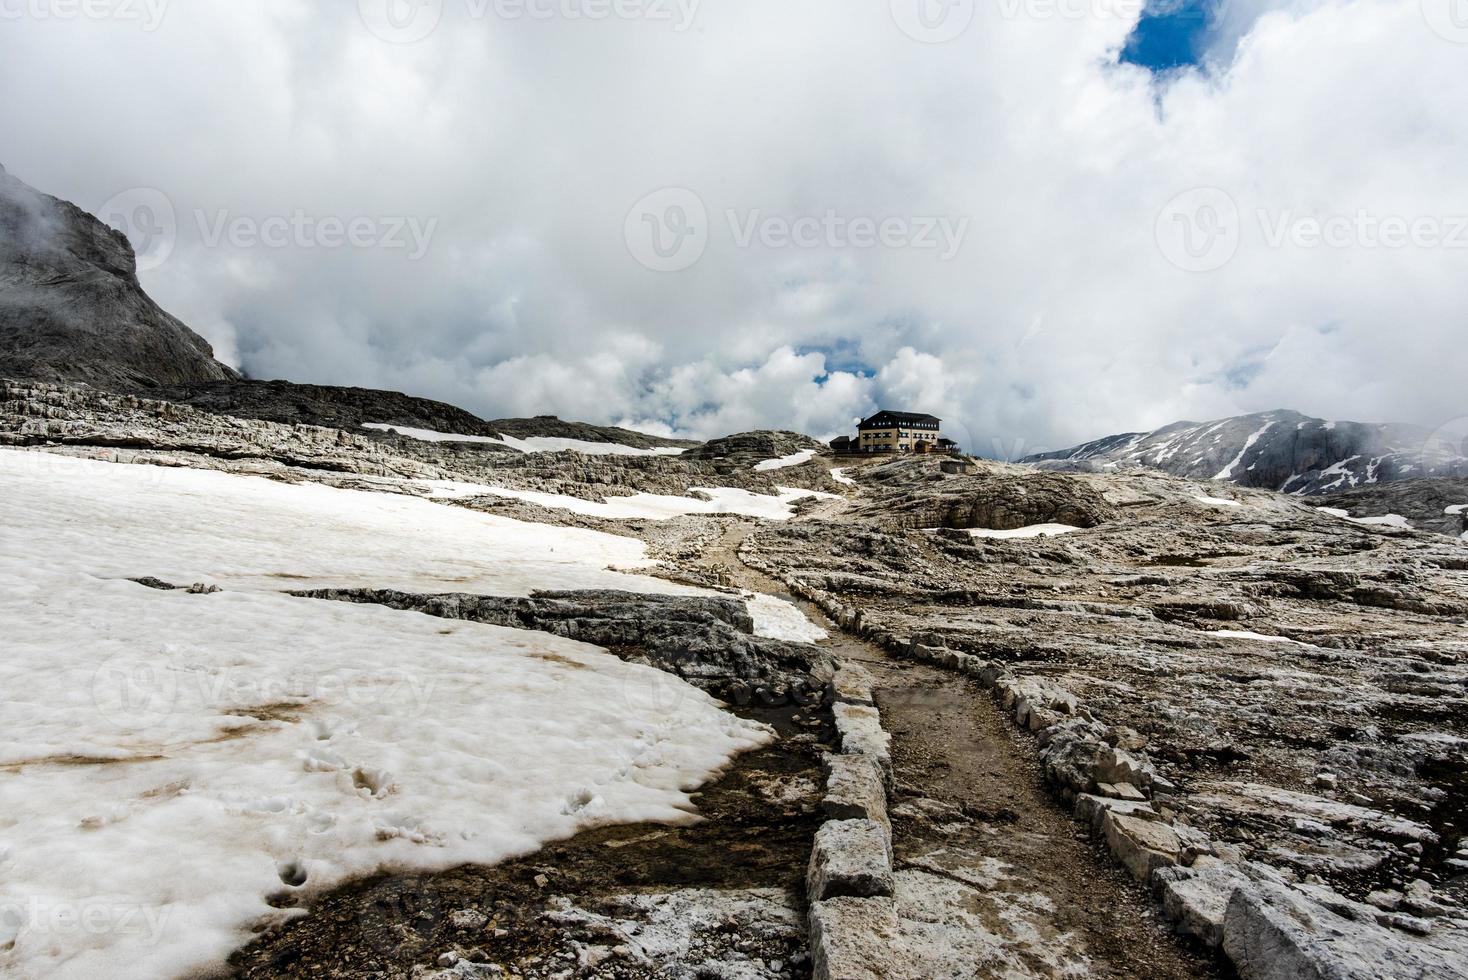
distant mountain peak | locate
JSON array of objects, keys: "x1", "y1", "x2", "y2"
[{"x1": 1024, "y1": 409, "x2": 1468, "y2": 494}]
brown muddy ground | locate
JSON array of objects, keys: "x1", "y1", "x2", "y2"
[{"x1": 225, "y1": 704, "x2": 828, "y2": 980}]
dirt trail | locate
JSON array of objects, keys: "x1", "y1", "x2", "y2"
[{"x1": 708, "y1": 523, "x2": 1228, "y2": 979}]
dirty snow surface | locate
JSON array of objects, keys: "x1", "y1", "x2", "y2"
[
  {"x1": 431, "y1": 481, "x2": 835, "y2": 522},
  {"x1": 0, "y1": 451, "x2": 770, "y2": 980},
  {"x1": 363, "y1": 422, "x2": 685, "y2": 457}
]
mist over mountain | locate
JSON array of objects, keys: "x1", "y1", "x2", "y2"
[
  {"x1": 0, "y1": 164, "x2": 235, "y2": 391},
  {"x1": 1024, "y1": 409, "x2": 1468, "y2": 495}
]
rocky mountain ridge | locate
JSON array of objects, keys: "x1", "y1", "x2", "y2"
[
  {"x1": 1026, "y1": 409, "x2": 1468, "y2": 495},
  {"x1": 0, "y1": 164, "x2": 236, "y2": 391}
]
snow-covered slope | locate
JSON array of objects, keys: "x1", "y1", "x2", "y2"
[
  {"x1": 1024, "y1": 410, "x2": 1468, "y2": 494},
  {"x1": 0, "y1": 451, "x2": 785, "y2": 979}
]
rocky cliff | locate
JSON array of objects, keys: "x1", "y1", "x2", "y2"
[{"x1": 0, "y1": 164, "x2": 236, "y2": 391}]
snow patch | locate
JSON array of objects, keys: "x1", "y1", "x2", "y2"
[
  {"x1": 744, "y1": 593, "x2": 827, "y2": 643},
  {"x1": 364, "y1": 423, "x2": 685, "y2": 457},
  {"x1": 1213, "y1": 420, "x2": 1277, "y2": 481},
  {"x1": 753, "y1": 449, "x2": 816, "y2": 471},
  {"x1": 968, "y1": 524, "x2": 1082, "y2": 540},
  {"x1": 1211, "y1": 630, "x2": 1312, "y2": 647},
  {"x1": 1313, "y1": 505, "x2": 1413, "y2": 530},
  {"x1": 1194, "y1": 495, "x2": 1242, "y2": 508},
  {"x1": 431, "y1": 482, "x2": 836, "y2": 522},
  {"x1": 1445, "y1": 504, "x2": 1467, "y2": 515},
  {"x1": 830, "y1": 468, "x2": 856, "y2": 486},
  {"x1": 1349, "y1": 514, "x2": 1413, "y2": 530},
  {"x1": 0, "y1": 452, "x2": 688, "y2": 598}
]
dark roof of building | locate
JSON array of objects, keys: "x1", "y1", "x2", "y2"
[{"x1": 859, "y1": 410, "x2": 941, "y2": 428}]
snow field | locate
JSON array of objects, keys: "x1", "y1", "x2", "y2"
[
  {"x1": 429, "y1": 481, "x2": 837, "y2": 522},
  {"x1": 0, "y1": 564, "x2": 768, "y2": 980},
  {"x1": 0, "y1": 450, "x2": 811, "y2": 978}
]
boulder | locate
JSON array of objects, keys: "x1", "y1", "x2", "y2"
[
  {"x1": 1102, "y1": 811, "x2": 1181, "y2": 882},
  {"x1": 1154, "y1": 856, "x2": 1253, "y2": 948},
  {"x1": 1223, "y1": 880, "x2": 1468, "y2": 980}
]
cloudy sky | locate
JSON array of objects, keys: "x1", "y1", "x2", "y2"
[{"x1": 2, "y1": 0, "x2": 1464, "y2": 453}]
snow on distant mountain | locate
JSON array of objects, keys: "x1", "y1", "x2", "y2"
[{"x1": 1024, "y1": 410, "x2": 1468, "y2": 495}]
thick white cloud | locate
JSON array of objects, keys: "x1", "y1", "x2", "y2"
[{"x1": 0, "y1": 0, "x2": 1462, "y2": 451}]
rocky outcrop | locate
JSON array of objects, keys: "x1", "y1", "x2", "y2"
[
  {"x1": 0, "y1": 165, "x2": 235, "y2": 391},
  {"x1": 740, "y1": 454, "x2": 1468, "y2": 978},
  {"x1": 1316, "y1": 476, "x2": 1468, "y2": 539},
  {"x1": 290, "y1": 588, "x2": 830, "y2": 704},
  {"x1": 683, "y1": 430, "x2": 828, "y2": 467},
  {"x1": 154, "y1": 379, "x2": 695, "y2": 452},
  {"x1": 0, "y1": 378, "x2": 448, "y2": 480},
  {"x1": 1024, "y1": 409, "x2": 1468, "y2": 495},
  {"x1": 847, "y1": 455, "x2": 1115, "y2": 531}
]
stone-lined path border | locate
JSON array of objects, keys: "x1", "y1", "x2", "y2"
[
  {"x1": 807, "y1": 661, "x2": 900, "y2": 980},
  {"x1": 747, "y1": 547, "x2": 1468, "y2": 980}
]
